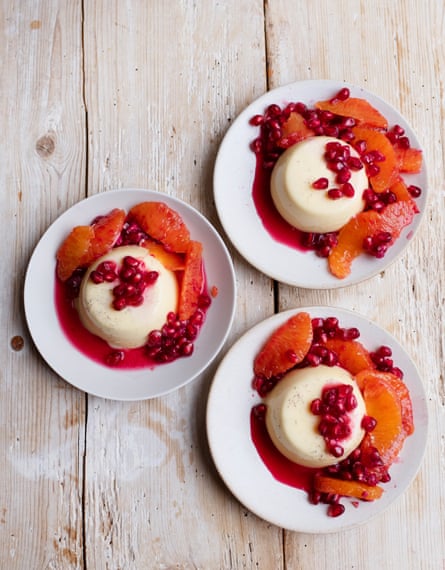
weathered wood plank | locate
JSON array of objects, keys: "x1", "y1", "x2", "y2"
[
  {"x1": 0, "y1": 1, "x2": 86, "y2": 568},
  {"x1": 82, "y1": 2, "x2": 283, "y2": 568}
]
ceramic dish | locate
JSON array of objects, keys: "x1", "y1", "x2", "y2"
[
  {"x1": 24, "y1": 188, "x2": 236, "y2": 400},
  {"x1": 214, "y1": 80, "x2": 427, "y2": 288},
  {"x1": 206, "y1": 306, "x2": 428, "y2": 533}
]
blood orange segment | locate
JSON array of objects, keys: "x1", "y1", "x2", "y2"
[
  {"x1": 90, "y1": 208, "x2": 126, "y2": 258},
  {"x1": 314, "y1": 474, "x2": 383, "y2": 501},
  {"x1": 56, "y1": 225, "x2": 95, "y2": 281},
  {"x1": 315, "y1": 97, "x2": 388, "y2": 129},
  {"x1": 143, "y1": 239, "x2": 185, "y2": 271},
  {"x1": 375, "y1": 199, "x2": 419, "y2": 236},
  {"x1": 128, "y1": 201, "x2": 191, "y2": 253},
  {"x1": 327, "y1": 210, "x2": 381, "y2": 279},
  {"x1": 178, "y1": 240, "x2": 204, "y2": 320},
  {"x1": 394, "y1": 146, "x2": 423, "y2": 173},
  {"x1": 253, "y1": 312, "x2": 313, "y2": 379},
  {"x1": 278, "y1": 112, "x2": 314, "y2": 148},
  {"x1": 360, "y1": 374, "x2": 406, "y2": 466},
  {"x1": 323, "y1": 338, "x2": 375, "y2": 375},
  {"x1": 352, "y1": 126, "x2": 398, "y2": 192},
  {"x1": 355, "y1": 369, "x2": 414, "y2": 436},
  {"x1": 328, "y1": 199, "x2": 417, "y2": 279}
]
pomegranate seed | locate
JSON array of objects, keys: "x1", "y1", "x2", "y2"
[
  {"x1": 323, "y1": 125, "x2": 339, "y2": 137},
  {"x1": 327, "y1": 503, "x2": 345, "y2": 517},
  {"x1": 361, "y1": 415, "x2": 377, "y2": 432},
  {"x1": 393, "y1": 124, "x2": 405, "y2": 136},
  {"x1": 113, "y1": 297, "x2": 127, "y2": 311},
  {"x1": 336, "y1": 169, "x2": 352, "y2": 184},
  {"x1": 306, "y1": 352, "x2": 322, "y2": 367},
  {"x1": 310, "y1": 398, "x2": 322, "y2": 415},
  {"x1": 367, "y1": 163, "x2": 381, "y2": 177},
  {"x1": 309, "y1": 491, "x2": 322, "y2": 505},
  {"x1": 123, "y1": 255, "x2": 140, "y2": 268},
  {"x1": 145, "y1": 271, "x2": 159, "y2": 284},
  {"x1": 398, "y1": 136, "x2": 410, "y2": 149},
  {"x1": 249, "y1": 114, "x2": 264, "y2": 126},
  {"x1": 90, "y1": 270, "x2": 104, "y2": 284},
  {"x1": 324, "y1": 351, "x2": 338, "y2": 367},
  {"x1": 250, "y1": 138, "x2": 263, "y2": 153},
  {"x1": 327, "y1": 188, "x2": 343, "y2": 200},
  {"x1": 312, "y1": 177, "x2": 329, "y2": 190},
  {"x1": 341, "y1": 182, "x2": 355, "y2": 197},
  {"x1": 181, "y1": 342, "x2": 194, "y2": 356},
  {"x1": 106, "y1": 350, "x2": 125, "y2": 366},
  {"x1": 340, "y1": 117, "x2": 356, "y2": 129},
  {"x1": 347, "y1": 156, "x2": 364, "y2": 170},
  {"x1": 337, "y1": 88, "x2": 350, "y2": 100},
  {"x1": 252, "y1": 403, "x2": 266, "y2": 420},
  {"x1": 147, "y1": 330, "x2": 162, "y2": 347},
  {"x1": 345, "y1": 393, "x2": 358, "y2": 411},
  {"x1": 265, "y1": 104, "x2": 281, "y2": 118},
  {"x1": 371, "y1": 200, "x2": 385, "y2": 213},
  {"x1": 328, "y1": 442, "x2": 344, "y2": 458},
  {"x1": 354, "y1": 139, "x2": 367, "y2": 154},
  {"x1": 408, "y1": 184, "x2": 422, "y2": 198},
  {"x1": 324, "y1": 317, "x2": 339, "y2": 331}
]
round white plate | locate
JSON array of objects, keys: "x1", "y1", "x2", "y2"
[
  {"x1": 214, "y1": 80, "x2": 427, "y2": 288},
  {"x1": 206, "y1": 306, "x2": 428, "y2": 533},
  {"x1": 24, "y1": 189, "x2": 236, "y2": 401}
]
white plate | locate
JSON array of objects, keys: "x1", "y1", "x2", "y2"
[
  {"x1": 24, "y1": 189, "x2": 236, "y2": 401},
  {"x1": 214, "y1": 80, "x2": 427, "y2": 288},
  {"x1": 206, "y1": 306, "x2": 428, "y2": 533}
]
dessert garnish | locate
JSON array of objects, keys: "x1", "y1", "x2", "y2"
[
  {"x1": 55, "y1": 201, "x2": 213, "y2": 368},
  {"x1": 249, "y1": 88, "x2": 423, "y2": 278},
  {"x1": 251, "y1": 311, "x2": 414, "y2": 517}
]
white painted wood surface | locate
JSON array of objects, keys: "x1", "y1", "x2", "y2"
[{"x1": 1, "y1": 1, "x2": 443, "y2": 568}]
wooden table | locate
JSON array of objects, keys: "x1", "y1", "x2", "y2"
[{"x1": 2, "y1": 1, "x2": 444, "y2": 568}]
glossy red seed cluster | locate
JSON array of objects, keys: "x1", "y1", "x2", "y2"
[
  {"x1": 318, "y1": 141, "x2": 365, "y2": 200},
  {"x1": 363, "y1": 231, "x2": 393, "y2": 258},
  {"x1": 90, "y1": 256, "x2": 159, "y2": 311},
  {"x1": 145, "y1": 302, "x2": 208, "y2": 363},
  {"x1": 386, "y1": 123, "x2": 410, "y2": 148},
  {"x1": 311, "y1": 384, "x2": 357, "y2": 457},
  {"x1": 363, "y1": 187, "x2": 397, "y2": 213},
  {"x1": 370, "y1": 345, "x2": 403, "y2": 378},
  {"x1": 249, "y1": 98, "x2": 360, "y2": 170}
]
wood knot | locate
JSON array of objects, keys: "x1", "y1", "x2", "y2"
[
  {"x1": 10, "y1": 336, "x2": 24, "y2": 351},
  {"x1": 36, "y1": 134, "x2": 55, "y2": 158}
]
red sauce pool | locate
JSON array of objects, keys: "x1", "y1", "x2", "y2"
[
  {"x1": 250, "y1": 408, "x2": 317, "y2": 493},
  {"x1": 55, "y1": 276, "x2": 153, "y2": 368},
  {"x1": 251, "y1": 155, "x2": 309, "y2": 252}
]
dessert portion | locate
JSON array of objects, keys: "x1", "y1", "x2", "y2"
[
  {"x1": 265, "y1": 365, "x2": 366, "y2": 468},
  {"x1": 77, "y1": 245, "x2": 178, "y2": 349},
  {"x1": 251, "y1": 311, "x2": 414, "y2": 517},
  {"x1": 55, "y1": 201, "x2": 213, "y2": 368},
  {"x1": 249, "y1": 87, "x2": 423, "y2": 278},
  {"x1": 271, "y1": 136, "x2": 367, "y2": 233}
]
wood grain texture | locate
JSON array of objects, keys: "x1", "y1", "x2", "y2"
[
  {"x1": 0, "y1": 0, "x2": 444, "y2": 568},
  {"x1": 0, "y1": 1, "x2": 87, "y2": 569}
]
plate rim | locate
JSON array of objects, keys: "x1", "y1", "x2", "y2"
[
  {"x1": 213, "y1": 79, "x2": 428, "y2": 289},
  {"x1": 24, "y1": 188, "x2": 237, "y2": 401},
  {"x1": 206, "y1": 305, "x2": 428, "y2": 533}
]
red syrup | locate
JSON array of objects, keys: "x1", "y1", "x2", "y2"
[
  {"x1": 55, "y1": 276, "x2": 155, "y2": 368},
  {"x1": 251, "y1": 155, "x2": 309, "y2": 252},
  {"x1": 250, "y1": 407, "x2": 317, "y2": 493}
]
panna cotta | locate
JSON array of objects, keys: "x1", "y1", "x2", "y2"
[
  {"x1": 270, "y1": 136, "x2": 367, "y2": 233},
  {"x1": 265, "y1": 365, "x2": 366, "y2": 468},
  {"x1": 77, "y1": 245, "x2": 178, "y2": 349}
]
